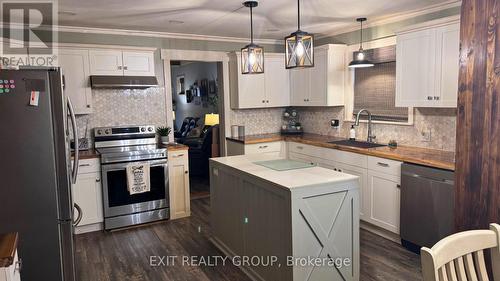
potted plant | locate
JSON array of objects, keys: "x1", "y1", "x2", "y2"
[{"x1": 156, "y1": 126, "x2": 171, "y2": 143}]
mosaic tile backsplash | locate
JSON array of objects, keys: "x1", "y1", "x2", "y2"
[
  {"x1": 75, "y1": 87, "x2": 167, "y2": 143},
  {"x1": 297, "y1": 107, "x2": 457, "y2": 151},
  {"x1": 229, "y1": 108, "x2": 286, "y2": 135},
  {"x1": 76, "y1": 88, "x2": 456, "y2": 152}
]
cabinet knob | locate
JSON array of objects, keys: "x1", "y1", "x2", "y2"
[
  {"x1": 262, "y1": 100, "x2": 265, "y2": 103},
  {"x1": 427, "y1": 96, "x2": 433, "y2": 100},
  {"x1": 86, "y1": 104, "x2": 91, "y2": 108},
  {"x1": 397, "y1": 184, "x2": 401, "y2": 188},
  {"x1": 266, "y1": 100, "x2": 269, "y2": 103},
  {"x1": 118, "y1": 66, "x2": 122, "y2": 70},
  {"x1": 96, "y1": 178, "x2": 101, "y2": 182},
  {"x1": 185, "y1": 170, "x2": 189, "y2": 174},
  {"x1": 434, "y1": 96, "x2": 440, "y2": 100},
  {"x1": 123, "y1": 66, "x2": 128, "y2": 70}
]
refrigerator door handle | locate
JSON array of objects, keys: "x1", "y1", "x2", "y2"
[
  {"x1": 73, "y1": 203, "x2": 83, "y2": 226},
  {"x1": 67, "y1": 97, "x2": 79, "y2": 184}
]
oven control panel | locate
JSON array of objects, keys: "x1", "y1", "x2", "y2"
[{"x1": 94, "y1": 125, "x2": 155, "y2": 137}]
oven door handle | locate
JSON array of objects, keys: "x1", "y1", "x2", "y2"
[{"x1": 101, "y1": 160, "x2": 168, "y2": 172}]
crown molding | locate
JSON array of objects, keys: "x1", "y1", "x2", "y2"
[
  {"x1": 316, "y1": 0, "x2": 461, "y2": 40},
  {"x1": 55, "y1": 25, "x2": 282, "y2": 45}
]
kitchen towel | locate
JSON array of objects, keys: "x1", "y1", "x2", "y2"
[{"x1": 126, "y1": 163, "x2": 151, "y2": 195}]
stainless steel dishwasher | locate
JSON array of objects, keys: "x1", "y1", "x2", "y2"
[{"x1": 400, "y1": 163, "x2": 455, "y2": 252}]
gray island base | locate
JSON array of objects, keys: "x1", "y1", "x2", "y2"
[{"x1": 209, "y1": 154, "x2": 360, "y2": 281}]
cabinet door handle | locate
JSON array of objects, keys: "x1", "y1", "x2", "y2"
[
  {"x1": 118, "y1": 66, "x2": 122, "y2": 70},
  {"x1": 296, "y1": 146, "x2": 303, "y2": 149},
  {"x1": 396, "y1": 184, "x2": 401, "y2": 188},
  {"x1": 79, "y1": 164, "x2": 90, "y2": 167},
  {"x1": 123, "y1": 66, "x2": 128, "y2": 70},
  {"x1": 173, "y1": 154, "x2": 184, "y2": 157},
  {"x1": 377, "y1": 162, "x2": 389, "y2": 167},
  {"x1": 434, "y1": 96, "x2": 440, "y2": 100},
  {"x1": 258, "y1": 145, "x2": 268, "y2": 149}
]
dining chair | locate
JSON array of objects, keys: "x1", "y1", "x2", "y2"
[{"x1": 421, "y1": 223, "x2": 500, "y2": 281}]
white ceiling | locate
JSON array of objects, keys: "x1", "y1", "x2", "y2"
[{"x1": 58, "y1": 0, "x2": 455, "y2": 40}]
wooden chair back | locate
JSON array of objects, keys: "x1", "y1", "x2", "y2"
[{"x1": 421, "y1": 223, "x2": 500, "y2": 281}]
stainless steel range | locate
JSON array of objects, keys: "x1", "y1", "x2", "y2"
[{"x1": 94, "y1": 125, "x2": 169, "y2": 230}]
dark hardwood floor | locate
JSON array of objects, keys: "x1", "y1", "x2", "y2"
[{"x1": 75, "y1": 198, "x2": 422, "y2": 281}]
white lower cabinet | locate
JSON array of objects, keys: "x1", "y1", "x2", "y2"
[
  {"x1": 72, "y1": 159, "x2": 103, "y2": 233},
  {"x1": 367, "y1": 170, "x2": 401, "y2": 234},
  {"x1": 287, "y1": 143, "x2": 402, "y2": 235},
  {"x1": 168, "y1": 150, "x2": 191, "y2": 220},
  {"x1": 226, "y1": 140, "x2": 286, "y2": 157}
]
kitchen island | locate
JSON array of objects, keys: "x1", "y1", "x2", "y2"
[{"x1": 209, "y1": 154, "x2": 360, "y2": 281}]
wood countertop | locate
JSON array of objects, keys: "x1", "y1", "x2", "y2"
[
  {"x1": 160, "y1": 143, "x2": 189, "y2": 151},
  {"x1": 0, "y1": 232, "x2": 18, "y2": 268},
  {"x1": 227, "y1": 133, "x2": 456, "y2": 171}
]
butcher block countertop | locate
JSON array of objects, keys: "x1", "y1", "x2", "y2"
[
  {"x1": 227, "y1": 133, "x2": 455, "y2": 171},
  {"x1": 77, "y1": 149, "x2": 100, "y2": 159},
  {"x1": 0, "y1": 232, "x2": 18, "y2": 268}
]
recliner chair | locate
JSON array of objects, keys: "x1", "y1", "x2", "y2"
[{"x1": 183, "y1": 125, "x2": 217, "y2": 177}]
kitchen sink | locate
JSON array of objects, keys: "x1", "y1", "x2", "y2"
[{"x1": 327, "y1": 139, "x2": 387, "y2": 149}]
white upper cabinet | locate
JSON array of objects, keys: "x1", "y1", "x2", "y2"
[
  {"x1": 89, "y1": 49, "x2": 123, "y2": 75},
  {"x1": 122, "y1": 51, "x2": 155, "y2": 76},
  {"x1": 89, "y1": 49, "x2": 155, "y2": 76},
  {"x1": 395, "y1": 16, "x2": 460, "y2": 108},
  {"x1": 58, "y1": 48, "x2": 93, "y2": 115},
  {"x1": 265, "y1": 54, "x2": 290, "y2": 107},
  {"x1": 290, "y1": 44, "x2": 346, "y2": 107}
]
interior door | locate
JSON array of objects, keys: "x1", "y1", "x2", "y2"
[
  {"x1": 265, "y1": 54, "x2": 290, "y2": 107},
  {"x1": 122, "y1": 51, "x2": 155, "y2": 76}
]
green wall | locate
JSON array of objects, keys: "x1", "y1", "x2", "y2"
[{"x1": 316, "y1": 6, "x2": 460, "y2": 45}]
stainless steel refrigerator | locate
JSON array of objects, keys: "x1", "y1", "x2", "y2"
[{"x1": 0, "y1": 67, "x2": 80, "y2": 281}]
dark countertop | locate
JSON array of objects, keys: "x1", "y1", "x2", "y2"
[
  {"x1": 227, "y1": 133, "x2": 456, "y2": 171},
  {"x1": 0, "y1": 232, "x2": 18, "y2": 268}
]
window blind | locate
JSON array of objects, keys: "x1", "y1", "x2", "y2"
[{"x1": 353, "y1": 45, "x2": 409, "y2": 122}]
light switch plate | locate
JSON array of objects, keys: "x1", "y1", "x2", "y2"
[{"x1": 421, "y1": 129, "x2": 432, "y2": 142}]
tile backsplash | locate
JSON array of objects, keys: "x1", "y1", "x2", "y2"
[
  {"x1": 75, "y1": 87, "x2": 167, "y2": 143},
  {"x1": 298, "y1": 107, "x2": 456, "y2": 151},
  {"x1": 229, "y1": 108, "x2": 285, "y2": 135}
]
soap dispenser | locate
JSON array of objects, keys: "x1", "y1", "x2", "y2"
[{"x1": 349, "y1": 125, "x2": 356, "y2": 140}]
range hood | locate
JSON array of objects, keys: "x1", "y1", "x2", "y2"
[{"x1": 90, "y1": 75, "x2": 158, "y2": 89}]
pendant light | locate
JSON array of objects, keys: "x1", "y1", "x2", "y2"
[
  {"x1": 285, "y1": 0, "x2": 314, "y2": 69},
  {"x1": 348, "y1": 18, "x2": 374, "y2": 68},
  {"x1": 241, "y1": 0, "x2": 264, "y2": 74}
]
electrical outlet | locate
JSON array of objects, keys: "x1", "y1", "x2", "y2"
[
  {"x1": 331, "y1": 119, "x2": 340, "y2": 128},
  {"x1": 421, "y1": 129, "x2": 432, "y2": 142}
]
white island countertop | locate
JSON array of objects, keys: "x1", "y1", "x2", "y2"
[{"x1": 210, "y1": 154, "x2": 358, "y2": 189}]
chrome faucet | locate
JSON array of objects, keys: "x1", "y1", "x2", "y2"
[{"x1": 354, "y1": 109, "x2": 376, "y2": 143}]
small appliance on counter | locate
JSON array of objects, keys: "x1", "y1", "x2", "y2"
[{"x1": 281, "y1": 108, "x2": 303, "y2": 135}]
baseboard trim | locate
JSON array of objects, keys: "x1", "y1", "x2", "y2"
[
  {"x1": 75, "y1": 223, "x2": 103, "y2": 234},
  {"x1": 360, "y1": 221, "x2": 401, "y2": 244}
]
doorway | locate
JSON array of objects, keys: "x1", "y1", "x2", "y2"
[{"x1": 169, "y1": 60, "x2": 223, "y2": 199}]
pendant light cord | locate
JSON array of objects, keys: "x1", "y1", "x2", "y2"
[
  {"x1": 360, "y1": 20, "x2": 363, "y2": 51},
  {"x1": 250, "y1": 5, "x2": 254, "y2": 44},
  {"x1": 297, "y1": 0, "x2": 300, "y2": 30}
]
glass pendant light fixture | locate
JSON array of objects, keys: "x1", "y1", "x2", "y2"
[
  {"x1": 348, "y1": 17, "x2": 374, "y2": 68},
  {"x1": 241, "y1": 0, "x2": 264, "y2": 74},
  {"x1": 285, "y1": 0, "x2": 314, "y2": 69}
]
